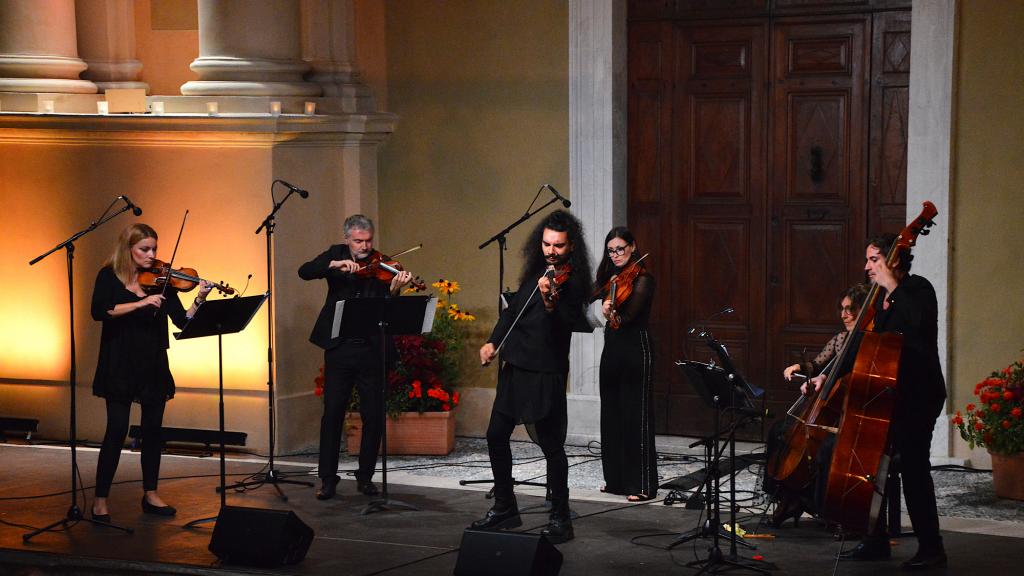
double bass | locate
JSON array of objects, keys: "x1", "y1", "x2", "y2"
[{"x1": 768, "y1": 201, "x2": 938, "y2": 533}]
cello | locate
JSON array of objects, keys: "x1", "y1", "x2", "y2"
[{"x1": 767, "y1": 202, "x2": 938, "y2": 533}]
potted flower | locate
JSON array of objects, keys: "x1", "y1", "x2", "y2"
[
  {"x1": 953, "y1": 358, "x2": 1024, "y2": 500},
  {"x1": 320, "y1": 279, "x2": 475, "y2": 456}
]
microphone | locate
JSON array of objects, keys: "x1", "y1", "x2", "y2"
[
  {"x1": 119, "y1": 195, "x2": 142, "y2": 216},
  {"x1": 277, "y1": 180, "x2": 309, "y2": 198},
  {"x1": 545, "y1": 184, "x2": 571, "y2": 208}
]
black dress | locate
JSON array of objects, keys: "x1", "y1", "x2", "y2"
[
  {"x1": 91, "y1": 266, "x2": 188, "y2": 404},
  {"x1": 598, "y1": 273, "x2": 657, "y2": 497}
]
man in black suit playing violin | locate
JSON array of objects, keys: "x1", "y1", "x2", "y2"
[
  {"x1": 299, "y1": 214, "x2": 413, "y2": 501},
  {"x1": 473, "y1": 210, "x2": 592, "y2": 544},
  {"x1": 824, "y1": 233, "x2": 947, "y2": 570}
]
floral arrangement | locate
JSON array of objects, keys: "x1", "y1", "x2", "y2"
[
  {"x1": 314, "y1": 279, "x2": 475, "y2": 418},
  {"x1": 953, "y1": 358, "x2": 1024, "y2": 455}
]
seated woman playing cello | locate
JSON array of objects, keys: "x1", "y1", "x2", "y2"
[{"x1": 764, "y1": 283, "x2": 869, "y2": 526}]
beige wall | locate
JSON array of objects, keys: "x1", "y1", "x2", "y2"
[
  {"x1": 375, "y1": 0, "x2": 570, "y2": 394},
  {"x1": 950, "y1": 1, "x2": 1024, "y2": 461},
  {"x1": 134, "y1": 0, "x2": 199, "y2": 96}
]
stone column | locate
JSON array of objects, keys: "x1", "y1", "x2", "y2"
[
  {"x1": 181, "y1": 0, "x2": 321, "y2": 96},
  {"x1": 75, "y1": 0, "x2": 147, "y2": 93},
  {"x1": 909, "y1": 0, "x2": 956, "y2": 460},
  {"x1": 300, "y1": 0, "x2": 373, "y2": 111},
  {"x1": 0, "y1": 0, "x2": 97, "y2": 93},
  {"x1": 566, "y1": 0, "x2": 627, "y2": 444}
]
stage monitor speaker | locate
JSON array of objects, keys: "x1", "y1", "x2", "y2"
[
  {"x1": 454, "y1": 529, "x2": 562, "y2": 576},
  {"x1": 208, "y1": 505, "x2": 313, "y2": 567}
]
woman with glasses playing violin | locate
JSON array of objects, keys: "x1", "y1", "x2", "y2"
[
  {"x1": 593, "y1": 226, "x2": 658, "y2": 502},
  {"x1": 90, "y1": 223, "x2": 213, "y2": 522}
]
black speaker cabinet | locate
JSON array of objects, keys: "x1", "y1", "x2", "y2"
[
  {"x1": 208, "y1": 505, "x2": 314, "y2": 567},
  {"x1": 454, "y1": 529, "x2": 562, "y2": 576}
]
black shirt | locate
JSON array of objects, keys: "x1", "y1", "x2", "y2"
[
  {"x1": 90, "y1": 266, "x2": 188, "y2": 404},
  {"x1": 298, "y1": 244, "x2": 392, "y2": 350}
]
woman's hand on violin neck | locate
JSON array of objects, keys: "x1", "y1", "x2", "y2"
[
  {"x1": 198, "y1": 279, "x2": 214, "y2": 297},
  {"x1": 330, "y1": 259, "x2": 359, "y2": 273}
]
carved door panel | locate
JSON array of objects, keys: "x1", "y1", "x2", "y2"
[{"x1": 766, "y1": 17, "x2": 870, "y2": 421}]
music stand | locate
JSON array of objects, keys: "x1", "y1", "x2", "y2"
[
  {"x1": 330, "y1": 295, "x2": 435, "y2": 515},
  {"x1": 179, "y1": 293, "x2": 268, "y2": 529},
  {"x1": 676, "y1": 360, "x2": 773, "y2": 574}
]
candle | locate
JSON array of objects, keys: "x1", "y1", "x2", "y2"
[
  {"x1": 304, "y1": 101, "x2": 316, "y2": 115},
  {"x1": 151, "y1": 101, "x2": 165, "y2": 115},
  {"x1": 270, "y1": 101, "x2": 282, "y2": 116},
  {"x1": 207, "y1": 102, "x2": 219, "y2": 116},
  {"x1": 97, "y1": 101, "x2": 109, "y2": 115},
  {"x1": 41, "y1": 100, "x2": 55, "y2": 114}
]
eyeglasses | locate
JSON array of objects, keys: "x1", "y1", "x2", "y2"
[
  {"x1": 839, "y1": 306, "x2": 857, "y2": 314},
  {"x1": 606, "y1": 246, "x2": 628, "y2": 256}
]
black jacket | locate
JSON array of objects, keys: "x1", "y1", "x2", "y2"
[{"x1": 298, "y1": 244, "x2": 392, "y2": 350}]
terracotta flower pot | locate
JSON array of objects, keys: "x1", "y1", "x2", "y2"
[
  {"x1": 990, "y1": 451, "x2": 1024, "y2": 500},
  {"x1": 345, "y1": 410, "x2": 456, "y2": 456}
]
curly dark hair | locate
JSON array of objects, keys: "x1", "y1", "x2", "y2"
[{"x1": 519, "y1": 209, "x2": 593, "y2": 298}]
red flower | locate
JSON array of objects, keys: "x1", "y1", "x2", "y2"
[
  {"x1": 1003, "y1": 391, "x2": 1014, "y2": 401},
  {"x1": 991, "y1": 403, "x2": 1002, "y2": 413},
  {"x1": 452, "y1": 391, "x2": 460, "y2": 406},
  {"x1": 442, "y1": 403, "x2": 451, "y2": 411},
  {"x1": 1001, "y1": 420, "x2": 1011, "y2": 429},
  {"x1": 1012, "y1": 407, "x2": 1023, "y2": 419},
  {"x1": 952, "y1": 414, "x2": 964, "y2": 426},
  {"x1": 966, "y1": 403, "x2": 976, "y2": 413},
  {"x1": 974, "y1": 421, "x2": 985, "y2": 431}
]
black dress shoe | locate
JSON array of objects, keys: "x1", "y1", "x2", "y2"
[
  {"x1": 141, "y1": 496, "x2": 176, "y2": 517},
  {"x1": 316, "y1": 475, "x2": 341, "y2": 500},
  {"x1": 91, "y1": 509, "x2": 111, "y2": 523},
  {"x1": 356, "y1": 479, "x2": 379, "y2": 496},
  {"x1": 540, "y1": 516, "x2": 574, "y2": 544},
  {"x1": 839, "y1": 539, "x2": 891, "y2": 561},
  {"x1": 470, "y1": 503, "x2": 522, "y2": 530},
  {"x1": 901, "y1": 548, "x2": 947, "y2": 571}
]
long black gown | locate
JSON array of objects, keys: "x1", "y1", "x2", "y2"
[{"x1": 598, "y1": 272, "x2": 657, "y2": 497}]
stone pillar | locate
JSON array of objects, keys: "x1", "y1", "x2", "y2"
[
  {"x1": 566, "y1": 0, "x2": 627, "y2": 444},
  {"x1": 909, "y1": 0, "x2": 956, "y2": 460},
  {"x1": 0, "y1": 0, "x2": 97, "y2": 93},
  {"x1": 75, "y1": 0, "x2": 147, "y2": 93},
  {"x1": 181, "y1": 0, "x2": 321, "y2": 97},
  {"x1": 300, "y1": 0, "x2": 373, "y2": 111}
]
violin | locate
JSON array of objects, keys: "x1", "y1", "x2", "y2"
[
  {"x1": 600, "y1": 253, "x2": 649, "y2": 329},
  {"x1": 353, "y1": 245, "x2": 426, "y2": 291},
  {"x1": 542, "y1": 263, "x2": 573, "y2": 305},
  {"x1": 138, "y1": 259, "x2": 235, "y2": 295}
]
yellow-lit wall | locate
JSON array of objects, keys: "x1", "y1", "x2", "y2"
[
  {"x1": 0, "y1": 139, "x2": 273, "y2": 447},
  {"x1": 375, "y1": 0, "x2": 570, "y2": 401},
  {"x1": 135, "y1": 0, "x2": 199, "y2": 96},
  {"x1": 950, "y1": 1, "x2": 1024, "y2": 462}
]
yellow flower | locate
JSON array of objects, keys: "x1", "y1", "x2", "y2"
[{"x1": 432, "y1": 278, "x2": 460, "y2": 295}]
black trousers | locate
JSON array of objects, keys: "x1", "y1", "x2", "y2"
[
  {"x1": 486, "y1": 398, "x2": 569, "y2": 505},
  {"x1": 886, "y1": 398, "x2": 945, "y2": 549},
  {"x1": 319, "y1": 342, "x2": 383, "y2": 481},
  {"x1": 95, "y1": 398, "x2": 165, "y2": 497}
]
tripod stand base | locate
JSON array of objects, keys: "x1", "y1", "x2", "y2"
[
  {"x1": 221, "y1": 469, "x2": 314, "y2": 501},
  {"x1": 361, "y1": 497, "x2": 420, "y2": 515},
  {"x1": 23, "y1": 504, "x2": 133, "y2": 541},
  {"x1": 687, "y1": 547, "x2": 776, "y2": 575},
  {"x1": 669, "y1": 520, "x2": 756, "y2": 550}
]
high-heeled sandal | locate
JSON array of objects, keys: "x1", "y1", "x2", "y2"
[{"x1": 627, "y1": 493, "x2": 655, "y2": 502}]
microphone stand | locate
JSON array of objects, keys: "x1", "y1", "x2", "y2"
[
  {"x1": 225, "y1": 182, "x2": 313, "y2": 499},
  {"x1": 24, "y1": 199, "x2": 136, "y2": 541},
  {"x1": 464, "y1": 186, "x2": 564, "y2": 503}
]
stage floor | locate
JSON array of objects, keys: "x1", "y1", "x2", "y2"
[{"x1": 1, "y1": 443, "x2": 1022, "y2": 575}]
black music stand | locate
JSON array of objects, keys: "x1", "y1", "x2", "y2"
[
  {"x1": 676, "y1": 360, "x2": 773, "y2": 574},
  {"x1": 179, "y1": 293, "x2": 268, "y2": 529},
  {"x1": 330, "y1": 295, "x2": 435, "y2": 515}
]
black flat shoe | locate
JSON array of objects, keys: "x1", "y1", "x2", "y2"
[
  {"x1": 838, "y1": 539, "x2": 891, "y2": 561},
  {"x1": 91, "y1": 509, "x2": 111, "y2": 524},
  {"x1": 356, "y1": 479, "x2": 379, "y2": 496},
  {"x1": 141, "y1": 496, "x2": 176, "y2": 517},
  {"x1": 901, "y1": 548, "x2": 947, "y2": 571},
  {"x1": 316, "y1": 475, "x2": 340, "y2": 500},
  {"x1": 470, "y1": 503, "x2": 522, "y2": 530}
]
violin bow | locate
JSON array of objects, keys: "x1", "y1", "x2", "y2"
[{"x1": 155, "y1": 210, "x2": 188, "y2": 315}]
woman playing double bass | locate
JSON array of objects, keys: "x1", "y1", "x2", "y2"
[{"x1": 820, "y1": 234, "x2": 947, "y2": 570}]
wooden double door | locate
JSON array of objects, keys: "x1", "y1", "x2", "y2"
[{"x1": 627, "y1": 2, "x2": 911, "y2": 437}]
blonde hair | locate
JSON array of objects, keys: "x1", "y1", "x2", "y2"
[{"x1": 105, "y1": 223, "x2": 158, "y2": 286}]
